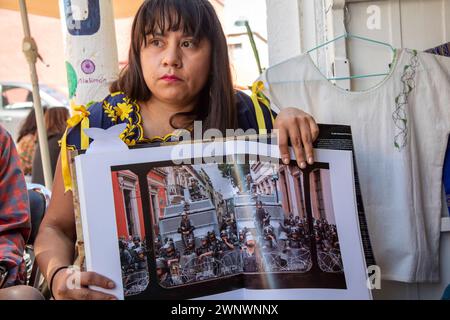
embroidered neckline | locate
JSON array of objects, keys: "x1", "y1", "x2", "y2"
[{"x1": 104, "y1": 92, "x2": 185, "y2": 145}]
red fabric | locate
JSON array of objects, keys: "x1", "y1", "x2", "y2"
[{"x1": 0, "y1": 125, "x2": 30, "y2": 287}]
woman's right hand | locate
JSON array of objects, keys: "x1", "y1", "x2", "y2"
[{"x1": 52, "y1": 269, "x2": 118, "y2": 300}]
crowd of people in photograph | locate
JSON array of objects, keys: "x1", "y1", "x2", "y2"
[
  {"x1": 262, "y1": 206, "x2": 342, "y2": 273},
  {"x1": 118, "y1": 236, "x2": 150, "y2": 294},
  {"x1": 153, "y1": 216, "x2": 245, "y2": 288},
  {"x1": 151, "y1": 200, "x2": 343, "y2": 288},
  {"x1": 118, "y1": 236, "x2": 149, "y2": 274},
  {"x1": 117, "y1": 195, "x2": 342, "y2": 292}
]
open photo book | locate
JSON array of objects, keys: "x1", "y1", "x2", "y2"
[{"x1": 71, "y1": 124, "x2": 374, "y2": 300}]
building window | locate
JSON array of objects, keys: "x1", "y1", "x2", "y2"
[
  {"x1": 228, "y1": 43, "x2": 242, "y2": 50},
  {"x1": 123, "y1": 189, "x2": 136, "y2": 236},
  {"x1": 294, "y1": 173, "x2": 306, "y2": 218},
  {"x1": 279, "y1": 168, "x2": 291, "y2": 213},
  {"x1": 313, "y1": 170, "x2": 325, "y2": 219}
]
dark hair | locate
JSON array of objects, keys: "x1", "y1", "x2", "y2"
[
  {"x1": 17, "y1": 107, "x2": 47, "y2": 143},
  {"x1": 110, "y1": 0, "x2": 236, "y2": 133},
  {"x1": 45, "y1": 107, "x2": 70, "y2": 137}
]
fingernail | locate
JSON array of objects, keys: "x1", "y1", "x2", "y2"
[
  {"x1": 108, "y1": 281, "x2": 115, "y2": 289},
  {"x1": 300, "y1": 162, "x2": 306, "y2": 169},
  {"x1": 283, "y1": 157, "x2": 290, "y2": 164},
  {"x1": 308, "y1": 157, "x2": 314, "y2": 165}
]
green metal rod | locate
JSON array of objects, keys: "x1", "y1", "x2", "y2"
[
  {"x1": 244, "y1": 21, "x2": 263, "y2": 75},
  {"x1": 329, "y1": 73, "x2": 389, "y2": 81}
]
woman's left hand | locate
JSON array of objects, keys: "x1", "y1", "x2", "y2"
[{"x1": 274, "y1": 107, "x2": 319, "y2": 168}]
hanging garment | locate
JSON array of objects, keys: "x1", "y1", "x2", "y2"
[
  {"x1": 426, "y1": 42, "x2": 450, "y2": 57},
  {"x1": 443, "y1": 139, "x2": 450, "y2": 217},
  {"x1": 257, "y1": 49, "x2": 450, "y2": 283},
  {"x1": 426, "y1": 43, "x2": 450, "y2": 216}
]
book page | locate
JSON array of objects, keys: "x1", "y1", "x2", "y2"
[{"x1": 74, "y1": 128, "x2": 371, "y2": 300}]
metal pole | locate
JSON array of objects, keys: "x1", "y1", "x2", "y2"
[
  {"x1": 302, "y1": 169, "x2": 320, "y2": 274},
  {"x1": 19, "y1": 0, "x2": 53, "y2": 189},
  {"x1": 275, "y1": 181, "x2": 279, "y2": 204},
  {"x1": 244, "y1": 21, "x2": 263, "y2": 75}
]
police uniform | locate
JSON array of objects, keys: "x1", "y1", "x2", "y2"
[
  {"x1": 255, "y1": 206, "x2": 266, "y2": 232},
  {"x1": 196, "y1": 242, "x2": 212, "y2": 256},
  {"x1": 178, "y1": 216, "x2": 195, "y2": 248}
]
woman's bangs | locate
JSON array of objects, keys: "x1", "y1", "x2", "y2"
[{"x1": 141, "y1": 0, "x2": 209, "y2": 43}]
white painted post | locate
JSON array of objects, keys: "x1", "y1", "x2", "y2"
[
  {"x1": 325, "y1": 0, "x2": 351, "y2": 90},
  {"x1": 265, "y1": 0, "x2": 329, "y2": 75},
  {"x1": 58, "y1": 0, "x2": 119, "y2": 106}
]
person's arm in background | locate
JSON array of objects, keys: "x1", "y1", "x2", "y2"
[{"x1": 0, "y1": 125, "x2": 30, "y2": 287}]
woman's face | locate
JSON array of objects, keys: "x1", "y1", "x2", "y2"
[{"x1": 140, "y1": 29, "x2": 212, "y2": 106}]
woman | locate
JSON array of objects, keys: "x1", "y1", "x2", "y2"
[
  {"x1": 16, "y1": 108, "x2": 45, "y2": 176},
  {"x1": 32, "y1": 107, "x2": 69, "y2": 185},
  {"x1": 35, "y1": 0, "x2": 318, "y2": 300}
]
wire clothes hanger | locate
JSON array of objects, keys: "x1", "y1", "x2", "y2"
[{"x1": 307, "y1": 32, "x2": 397, "y2": 81}]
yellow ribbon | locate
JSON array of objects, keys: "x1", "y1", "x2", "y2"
[
  {"x1": 61, "y1": 104, "x2": 91, "y2": 192},
  {"x1": 250, "y1": 81, "x2": 274, "y2": 134}
]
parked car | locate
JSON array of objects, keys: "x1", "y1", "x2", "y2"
[{"x1": 0, "y1": 82, "x2": 69, "y2": 141}]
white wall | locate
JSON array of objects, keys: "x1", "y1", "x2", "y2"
[
  {"x1": 266, "y1": 0, "x2": 303, "y2": 66},
  {"x1": 345, "y1": 0, "x2": 450, "y2": 90}
]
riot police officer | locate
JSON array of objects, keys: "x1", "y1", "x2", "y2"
[
  {"x1": 286, "y1": 226, "x2": 303, "y2": 249},
  {"x1": 161, "y1": 238, "x2": 180, "y2": 267},
  {"x1": 178, "y1": 211, "x2": 195, "y2": 249},
  {"x1": 183, "y1": 237, "x2": 196, "y2": 256},
  {"x1": 219, "y1": 230, "x2": 235, "y2": 252},
  {"x1": 255, "y1": 201, "x2": 267, "y2": 233},
  {"x1": 156, "y1": 257, "x2": 173, "y2": 287},
  {"x1": 196, "y1": 235, "x2": 212, "y2": 258}
]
